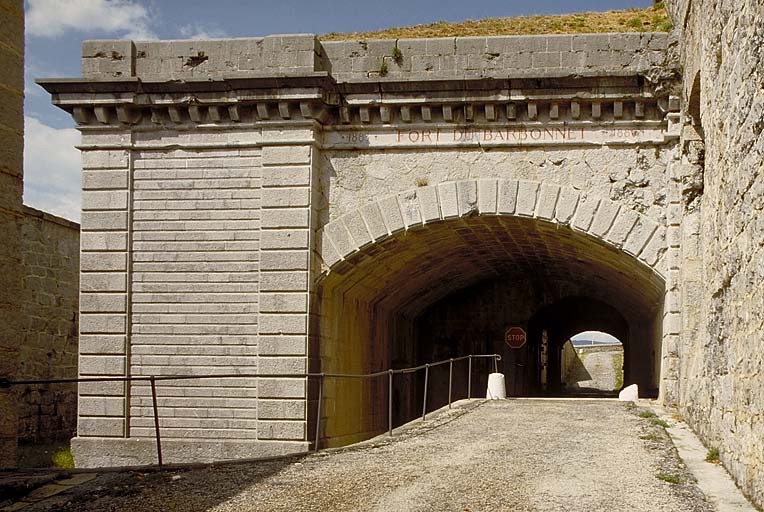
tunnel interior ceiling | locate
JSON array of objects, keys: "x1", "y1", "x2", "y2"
[{"x1": 321, "y1": 215, "x2": 665, "y2": 324}]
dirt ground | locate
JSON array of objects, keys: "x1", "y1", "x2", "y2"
[{"x1": 15, "y1": 399, "x2": 712, "y2": 512}]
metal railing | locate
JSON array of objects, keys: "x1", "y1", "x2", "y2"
[{"x1": 0, "y1": 353, "x2": 501, "y2": 468}]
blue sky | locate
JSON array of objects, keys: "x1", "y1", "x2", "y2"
[{"x1": 24, "y1": 0, "x2": 652, "y2": 221}]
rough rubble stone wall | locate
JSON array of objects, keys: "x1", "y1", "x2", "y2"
[
  {"x1": 0, "y1": 0, "x2": 24, "y2": 468},
  {"x1": 19, "y1": 207, "x2": 79, "y2": 443},
  {"x1": 669, "y1": 0, "x2": 764, "y2": 507}
]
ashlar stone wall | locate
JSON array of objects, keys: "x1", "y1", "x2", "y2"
[
  {"x1": 668, "y1": 0, "x2": 764, "y2": 507},
  {"x1": 0, "y1": 0, "x2": 24, "y2": 468}
]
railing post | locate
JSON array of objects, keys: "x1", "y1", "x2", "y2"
[
  {"x1": 467, "y1": 356, "x2": 472, "y2": 400},
  {"x1": 388, "y1": 370, "x2": 394, "y2": 436},
  {"x1": 494, "y1": 355, "x2": 499, "y2": 374},
  {"x1": 150, "y1": 376, "x2": 162, "y2": 467},
  {"x1": 422, "y1": 364, "x2": 430, "y2": 421},
  {"x1": 315, "y1": 373, "x2": 323, "y2": 451},
  {"x1": 448, "y1": 358, "x2": 453, "y2": 409}
]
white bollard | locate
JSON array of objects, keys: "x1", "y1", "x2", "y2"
[
  {"x1": 486, "y1": 372, "x2": 506, "y2": 399},
  {"x1": 618, "y1": 383, "x2": 639, "y2": 402}
]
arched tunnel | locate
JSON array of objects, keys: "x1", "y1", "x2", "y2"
[{"x1": 314, "y1": 202, "x2": 665, "y2": 448}]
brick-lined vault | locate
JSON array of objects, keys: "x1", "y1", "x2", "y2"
[{"x1": 315, "y1": 180, "x2": 665, "y2": 445}]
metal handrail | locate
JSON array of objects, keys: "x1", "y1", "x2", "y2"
[{"x1": 0, "y1": 353, "x2": 502, "y2": 467}]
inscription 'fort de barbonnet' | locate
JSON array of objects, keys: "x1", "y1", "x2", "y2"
[{"x1": 324, "y1": 124, "x2": 666, "y2": 149}]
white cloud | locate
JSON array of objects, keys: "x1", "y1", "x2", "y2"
[
  {"x1": 26, "y1": 0, "x2": 157, "y2": 39},
  {"x1": 23, "y1": 116, "x2": 81, "y2": 222},
  {"x1": 178, "y1": 23, "x2": 228, "y2": 40}
]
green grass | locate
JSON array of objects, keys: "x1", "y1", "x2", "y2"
[
  {"x1": 651, "y1": 418, "x2": 670, "y2": 428},
  {"x1": 321, "y1": 4, "x2": 672, "y2": 41},
  {"x1": 705, "y1": 448, "x2": 720, "y2": 463},
  {"x1": 656, "y1": 472, "x2": 681, "y2": 484},
  {"x1": 52, "y1": 447, "x2": 74, "y2": 469},
  {"x1": 638, "y1": 410, "x2": 658, "y2": 419}
]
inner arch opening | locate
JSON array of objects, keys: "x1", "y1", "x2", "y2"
[{"x1": 314, "y1": 214, "x2": 664, "y2": 448}]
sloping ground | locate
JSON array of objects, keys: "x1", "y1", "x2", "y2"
[
  {"x1": 321, "y1": 3, "x2": 671, "y2": 40},
  {"x1": 29, "y1": 400, "x2": 712, "y2": 512}
]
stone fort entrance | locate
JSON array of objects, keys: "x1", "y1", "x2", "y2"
[{"x1": 41, "y1": 31, "x2": 680, "y2": 466}]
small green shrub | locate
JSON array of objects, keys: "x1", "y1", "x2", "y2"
[
  {"x1": 705, "y1": 448, "x2": 720, "y2": 463},
  {"x1": 52, "y1": 447, "x2": 74, "y2": 469},
  {"x1": 379, "y1": 58, "x2": 388, "y2": 76},
  {"x1": 627, "y1": 16, "x2": 644, "y2": 30},
  {"x1": 651, "y1": 418, "x2": 670, "y2": 428},
  {"x1": 638, "y1": 410, "x2": 657, "y2": 419},
  {"x1": 391, "y1": 45, "x2": 403, "y2": 65},
  {"x1": 656, "y1": 472, "x2": 680, "y2": 484}
]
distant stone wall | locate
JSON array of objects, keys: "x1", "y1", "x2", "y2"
[
  {"x1": 561, "y1": 342, "x2": 623, "y2": 392},
  {"x1": 669, "y1": 0, "x2": 764, "y2": 507},
  {"x1": 0, "y1": 0, "x2": 24, "y2": 468},
  {"x1": 18, "y1": 207, "x2": 80, "y2": 443}
]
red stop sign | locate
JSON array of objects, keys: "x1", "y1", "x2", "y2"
[{"x1": 505, "y1": 327, "x2": 526, "y2": 349}]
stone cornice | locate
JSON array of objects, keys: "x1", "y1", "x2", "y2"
[{"x1": 38, "y1": 74, "x2": 680, "y2": 131}]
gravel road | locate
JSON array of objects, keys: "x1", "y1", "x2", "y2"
[{"x1": 31, "y1": 399, "x2": 712, "y2": 512}]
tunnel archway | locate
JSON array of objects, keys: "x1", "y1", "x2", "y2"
[{"x1": 314, "y1": 180, "x2": 666, "y2": 447}]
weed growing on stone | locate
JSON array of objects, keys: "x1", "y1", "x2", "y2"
[
  {"x1": 379, "y1": 58, "x2": 388, "y2": 76},
  {"x1": 52, "y1": 447, "x2": 74, "y2": 469},
  {"x1": 705, "y1": 448, "x2": 720, "y2": 463},
  {"x1": 391, "y1": 45, "x2": 403, "y2": 65},
  {"x1": 638, "y1": 410, "x2": 657, "y2": 419},
  {"x1": 656, "y1": 472, "x2": 681, "y2": 484},
  {"x1": 651, "y1": 418, "x2": 670, "y2": 428}
]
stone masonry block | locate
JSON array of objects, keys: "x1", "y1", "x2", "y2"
[
  {"x1": 398, "y1": 189, "x2": 423, "y2": 228},
  {"x1": 437, "y1": 182, "x2": 459, "y2": 219},
  {"x1": 82, "y1": 170, "x2": 129, "y2": 190},
  {"x1": 497, "y1": 179, "x2": 519, "y2": 215},
  {"x1": 516, "y1": 180, "x2": 540, "y2": 217},
  {"x1": 80, "y1": 314, "x2": 126, "y2": 334},
  {"x1": 81, "y1": 232, "x2": 128, "y2": 252},
  {"x1": 477, "y1": 179, "x2": 498, "y2": 214},
  {"x1": 325, "y1": 220, "x2": 356, "y2": 258},
  {"x1": 261, "y1": 209, "x2": 310, "y2": 229},
  {"x1": 259, "y1": 314, "x2": 307, "y2": 335},
  {"x1": 79, "y1": 381, "x2": 125, "y2": 396},
  {"x1": 80, "y1": 211, "x2": 128, "y2": 231},
  {"x1": 80, "y1": 356, "x2": 126, "y2": 376},
  {"x1": 378, "y1": 195, "x2": 405, "y2": 234},
  {"x1": 623, "y1": 217, "x2": 659, "y2": 257},
  {"x1": 258, "y1": 336, "x2": 306, "y2": 356},
  {"x1": 82, "y1": 190, "x2": 128, "y2": 210},
  {"x1": 535, "y1": 182, "x2": 560, "y2": 220},
  {"x1": 571, "y1": 194, "x2": 599, "y2": 232},
  {"x1": 79, "y1": 335, "x2": 126, "y2": 354},
  {"x1": 261, "y1": 230, "x2": 309, "y2": 250},
  {"x1": 260, "y1": 251, "x2": 309, "y2": 271},
  {"x1": 360, "y1": 203, "x2": 388, "y2": 241},
  {"x1": 417, "y1": 186, "x2": 440, "y2": 223},
  {"x1": 259, "y1": 356, "x2": 306, "y2": 374},
  {"x1": 261, "y1": 188, "x2": 310, "y2": 208},
  {"x1": 456, "y1": 180, "x2": 478, "y2": 217},
  {"x1": 260, "y1": 293, "x2": 308, "y2": 313},
  {"x1": 555, "y1": 187, "x2": 579, "y2": 224},
  {"x1": 343, "y1": 210, "x2": 373, "y2": 248},
  {"x1": 258, "y1": 378, "x2": 305, "y2": 399},
  {"x1": 81, "y1": 150, "x2": 129, "y2": 169},
  {"x1": 257, "y1": 400, "x2": 305, "y2": 420},
  {"x1": 262, "y1": 146, "x2": 311, "y2": 166},
  {"x1": 81, "y1": 252, "x2": 128, "y2": 271},
  {"x1": 79, "y1": 397, "x2": 125, "y2": 417},
  {"x1": 258, "y1": 420, "x2": 305, "y2": 440},
  {"x1": 589, "y1": 200, "x2": 620, "y2": 237},
  {"x1": 260, "y1": 271, "x2": 308, "y2": 292},
  {"x1": 605, "y1": 208, "x2": 639, "y2": 246},
  {"x1": 80, "y1": 294, "x2": 127, "y2": 313},
  {"x1": 261, "y1": 167, "x2": 311, "y2": 187},
  {"x1": 638, "y1": 226, "x2": 666, "y2": 267},
  {"x1": 81, "y1": 273, "x2": 127, "y2": 293},
  {"x1": 318, "y1": 229, "x2": 341, "y2": 268},
  {"x1": 78, "y1": 417, "x2": 125, "y2": 437}
]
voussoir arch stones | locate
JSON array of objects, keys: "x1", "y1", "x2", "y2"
[{"x1": 318, "y1": 179, "x2": 666, "y2": 279}]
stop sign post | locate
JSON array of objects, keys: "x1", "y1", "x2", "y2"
[{"x1": 505, "y1": 326, "x2": 526, "y2": 349}]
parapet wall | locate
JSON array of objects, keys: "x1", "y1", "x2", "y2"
[
  {"x1": 19, "y1": 207, "x2": 80, "y2": 443},
  {"x1": 81, "y1": 32, "x2": 671, "y2": 82}
]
